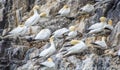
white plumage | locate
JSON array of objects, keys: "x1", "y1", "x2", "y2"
[
  {"x1": 68, "y1": 31, "x2": 77, "y2": 39},
  {"x1": 58, "y1": 5, "x2": 70, "y2": 16},
  {"x1": 35, "y1": 29, "x2": 51, "y2": 40},
  {"x1": 80, "y1": 4, "x2": 94, "y2": 13},
  {"x1": 25, "y1": 9, "x2": 40, "y2": 27},
  {"x1": 53, "y1": 28, "x2": 69, "y2": 38},
  {"x1": 9, "y1": 25, "x2": 28, "y2": 36},
  {"x1": 88, "y1": 22, "x2": 106, "y2": 30},
  {"x1": 64, "y1": 41, "x2": 87, "y2": 56},
  {"x1": 39, "y1": 36, "x2": 56, "y2": 58},
  {"x1": 91, "y1": 37, "x2": 107, "y2": 49}
]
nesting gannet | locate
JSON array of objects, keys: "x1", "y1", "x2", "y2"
[
  {"x1": 34, "y1": 36, "x2": 56, "y2": 58},
  {"x1": 53, "y1": 28, "x2": 69, "y2": 38},
  {"x1": 40, "y1": 58, "x2": 55, "y2": 68},
  {"x1": 57, "y1": 5, "x2": 70, "y2": 16},
  {"x1": 9, "y1": 25, "x2": 28, "y2": 36},
  {"x1": 24, "y1": 5, "x2": 47, "y2": 27},
  {"x1": 34, "y1": 29, "x2": 51, "y2": 41},
  {"x1": 88, "y1": 17, "x2": 107, "y2": 34},
  {"x1": 91, "y1": 36, "x2": 107, "y2": 49},
  {"x1": 63, "y1": 40, "x2": 87, "y2": 57},
  {"x1": 80, "y1": 4, "x2": 94, "y2": 14},
  {"x1": 67, "y1": 26, "x2": 77, "y2": 39}
]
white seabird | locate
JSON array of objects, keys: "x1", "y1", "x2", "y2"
[
  {"x1": 53, "y1": 28, "x2": 69, "y2": 38},
  {"x1": 91, "y1": 36, "x2": 108, "y2": 49},
  {"x1": 9, "y1": 25, "x2": 28, "y2": 36},
  {"x1": 80, "y1": 4, "x2": 94, "y2": 14},
  {"x1": 58, "y1": 5, "x2": 70, "y2": 16},
  {"x1": 34, "y1": 29, "x2": 51, "y2": 41},
  {"x1": 24, "y1": 5, "x2": 47, "y2": 27},
  {"x1": 38, "y1": 36, "x2": 56, "y2": 58},
  {"x1": 63, "y1": 40, "x2": 87, "y2": 57},
  {"x1": 88, "y1": 17, "x2": 107, "y2": 34}
]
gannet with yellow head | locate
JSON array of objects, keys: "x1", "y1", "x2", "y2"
[
  {"x1": 24, "y1": 5, "x2": 47, "y2": 27},
  {"x1": 40, "y1": 58, "x2": 55, "y2": 68},
  {"x1": 88, "y1": 17, "x2": 107, "y2": 34},
  {"x1": 89, "y1": 17, "x2": 107, "y2": 30},
  {"x1": 80, "y1": 4, "x2": 94, "y2": 14},
  {"x1": 63, "y1": 39, "x2": 87, "y2": 57},
  {"x1": 38, "y1": 36, "x2": 56, "y2": 58},
  {"x1": 34, "y1": 29, "x2": 51, "y2": 41},
  {"x1": 57, "y1": 5, "x2": 70, "y2": 16},
  {"x1": 67, "y1": 26, "x2": 78, "y2": 39},
  {"x1": 91, "y1": 36, "x2": 107, "y2": 49},
  {"x1": 9, "y1": 24, "x2": 28, "y2": 36}
]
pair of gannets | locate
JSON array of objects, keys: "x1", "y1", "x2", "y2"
[
  {"x1": 89, "y1": 17, "x2": 113, "y2": 34},
  {"x1": 9, "y1": 25, "x2": 28, "y2": 36},
  {"x1": 34, "y1": 29, "x2": 51, "y2": 41},
  {"x1": 91, "y1": 36, "x2": 108, "y2": 49},
  {"x1": 34, "y1": 36, "x2": 56, "y2": 58},
  {"x1": 80, "y1": 4, "x2": 94, "y2": 14},
  {"x1": 57, "y1": 5, "x2": 70, "y2": 16},
  {"x1": 25, "y1": 5, "x2": 47, "y2": 27},
  {"x1": 63, "y1": 39, "x2": 88, "y2": 57}
]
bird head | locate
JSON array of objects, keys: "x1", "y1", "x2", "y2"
[
  {"x1": 50, "y1": 36, "x2": 54, "y2": 42},
  {"x1": 69, "y1": 26, "x2": 76, "y2": 31},
  {"x1": 100, "y1": 17, "x2": 106, "y2": 22},
  {"x1": 63, "y1": 5, "x2": 69, "y2": 9},
  {"x1": 70, "y1": 40, "x2": 80, "y2": 45},
  {"x1": 33, "y1": 5, "x2": 39, "y2": 10},
  {"x1": 47, "y1": 58, "x2": 53, "y2": 62},
  {"x1": 19, "y1": 24, "x2": 24, "y2": 27},
  {"x1": 108, "y1": 19, "x2": 112, "y2": 25},
  {"x1": 39, "y1": 12, "x2": 47, "y2": 17}
]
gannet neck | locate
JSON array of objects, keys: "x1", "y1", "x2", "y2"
[
  {"x1": 33, "y1": 9, "x2": 38, "y2": 14},
  {"x1": 102, "y1": 37, "x2": 106, "y2": 41}
]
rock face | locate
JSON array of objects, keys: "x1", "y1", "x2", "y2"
[{"x1": 0, "y1": 0, "x2": 120, "y2": 70}]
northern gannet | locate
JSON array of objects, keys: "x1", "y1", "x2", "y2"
[
  {"x1": 67, "y1": 26, "x2": 77, "y2": 39},
  {"x1": 63, "y1": 40, "x2": 87, "y2": 57},
  {"x1": 40, "y1": 58, "x2": 55, "y2": 68},
  {"x1": 80, "y1": 4, "x2": 94, "y2": 14},
  {"x1": 91, "y1": 36, "x2": 107, "y2": 49},
  {"x1": 24, "y1": 5, "x2": 47, "y2": 27},
  {"x1": 34, "y1": 29, "x2": 51, "y2": 41},
  {"x1": 9, "y1": 25, "x2": 28, "y2": 36},
  {"x1": 34, "y1": 36, "x2": 56, "y2": 58},
  {"x1": 88, "y1": 17, "x2": 107, "y2": 34},
  {"x1": 57, "y1": 5, "x2": 70, "y2": 16},
  {"x1": 53, "y1": 28, "x2": 69, "y2": 38}
]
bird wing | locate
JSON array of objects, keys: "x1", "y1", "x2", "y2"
[
  {"x1": 88, "y1": 23, "x2": 103, "y2": 30},
  {"x1": 88, "y1": 28, "x2": 103, "y2": 34},
  {"x1": 40, "y1": 61, "x2": 55, "y2": 67}
]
